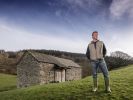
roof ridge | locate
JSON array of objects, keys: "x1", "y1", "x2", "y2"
[
  {"x1": 29, "y1": 51, "x2": 73, "y2": 62},
  {"x1": 17, "y1": 50, "x2": 81, "y2": 68}
]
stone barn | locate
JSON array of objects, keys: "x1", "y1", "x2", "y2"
[{"x1": 17, "y1": 51, "x2": 82, "y2": 88}]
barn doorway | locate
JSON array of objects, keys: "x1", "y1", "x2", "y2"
[{"x1": 55, "y1": 69, "x2": 66, "y2": 82}]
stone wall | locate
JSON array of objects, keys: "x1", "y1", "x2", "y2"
[
  {"x1": 66, "y1": 67, "x2": 82, "y2": 81},
  {"x1": 39, "y1": 63, "x2": 67, "y2": 83},
  {"x1": 39, "y1": 63, "x2": 55, "y2": 84},
  {"x1": 17, "y1": 53, "x2": 40, "y2": 88}
]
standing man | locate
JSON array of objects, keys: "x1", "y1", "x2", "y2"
[{"x1": 86, "y1": 31, "x2": 111, "y2": 93}]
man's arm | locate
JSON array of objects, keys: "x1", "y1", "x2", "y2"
[
  {"x1": 86, "y1": 45, "x2": 90, "y2": 59},
  {"x1": 103, "y1": 43, "x2": 107, "y2": 57}
]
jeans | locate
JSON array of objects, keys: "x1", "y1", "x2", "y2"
[{"x1": 90, "y1": 59, "x2": 109, "y2": 79}]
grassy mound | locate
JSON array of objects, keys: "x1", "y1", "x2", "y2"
[{"x1": 0, "y1": 65, "x2": 133, "y2": 100}]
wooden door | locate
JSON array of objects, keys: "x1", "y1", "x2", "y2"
[
  {"x1": 55, "y1": 70, "x2": 61, "y2": 82},
  {"x1": 61, "y1": 69, "x2": 65, "y2": 82}
]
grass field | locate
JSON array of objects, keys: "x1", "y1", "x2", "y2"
[
  {"x1": 0, "y1": 73, "x2": 16, "y2": 92},
  {"x1": 0, "y1": 65, "x2": 133, "y2": 100}
]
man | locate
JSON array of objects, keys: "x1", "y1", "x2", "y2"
[{"x1": 86, "y1": 31, "x2": 111, "y2": 93}]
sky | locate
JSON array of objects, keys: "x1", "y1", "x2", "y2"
[{"x1": 0, "y1": 0, "x2": 133, "y2": 56}]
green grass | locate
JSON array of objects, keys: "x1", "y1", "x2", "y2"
[
  {"x1": 0, "y1": 73, "x2": 17, "y2": 92},
  {"x1": 0, "y1": 65, "x2": 133, "y2": 100}
]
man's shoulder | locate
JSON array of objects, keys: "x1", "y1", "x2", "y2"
[
  {"x1": 88, "y1": 40, "x2": 104, "y2": 45},
  {"x1": 88, "y1": 41, "x2": 93, "y2": 45},
  {"x1": 98, "y1": 40, "x2": 104, "y2": 44}
]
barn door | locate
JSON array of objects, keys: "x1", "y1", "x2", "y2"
[
  {"x1": 55, "y1": 70, "x2": 62, "y2": 82},
  {"x1": 61, "y1": 69, "x2": 65, "y2": 82}
]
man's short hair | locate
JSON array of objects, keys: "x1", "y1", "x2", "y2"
[{"x1": 92, "y1": 31, "x2": 98, "y2": 36}]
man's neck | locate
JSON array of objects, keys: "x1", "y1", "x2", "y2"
[{"x1": 93, "y1": 39, "x2": 98, "y2": 42}]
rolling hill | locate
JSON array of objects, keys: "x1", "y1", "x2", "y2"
[{"x1": 0, "y1": 65, "x2": 133, "y2": 100}]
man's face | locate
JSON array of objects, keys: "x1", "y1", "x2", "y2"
[{"x1": 92, "y1": 32, "x2": 98, "y2": 40}]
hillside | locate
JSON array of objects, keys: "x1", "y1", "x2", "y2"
[
  {"x1": 0, "y1": 73, "x2": 16, "y2": 92},
  {"x1": 0, "y1": 49, "x2": 91, "y2": 77},
  {"x1": 0, "y1": 49, "x2": 133, "y2": 78},
  {"x1": 0, "y1": 65, "x2": 133, "y2": 100}
]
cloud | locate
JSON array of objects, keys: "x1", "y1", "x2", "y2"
[
  {"x1": 103, "y1": 29, "x2": 133, "y2": 56},
  {"x1": 0, "y1": 17, "x2": 133, "y2": 56},
  {"x1": 62, "y1": 0, "x2": 104, "y2": 15},
  {"x1": 110, "y1": 0, "x2": 133, "y2": 19},
  {"x1": 66, "y1": 0, "x2": 101, "y2": 8},
  {"x1": 0, "y1": 20, "x2": 87, "y2": 53}
]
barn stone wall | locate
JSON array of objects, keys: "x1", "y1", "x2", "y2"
[
  {"x1": 39, "y1": 63, "x2": 55, "y2": 84},
  {"x1": 17, "y1": 53, "x2": 40, "y2": 88},
  {"x1": 66, "y1": 67, "x2": 82, "y2": 81}
]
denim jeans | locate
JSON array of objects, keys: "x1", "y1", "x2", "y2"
[{"x1": 90, "y1": 59, "x2": 109, "y2": 79}]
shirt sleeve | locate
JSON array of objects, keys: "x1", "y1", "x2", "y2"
[
  {"x1": 103, "y1": 43, "x2": 107, "y2": 57},
  {"x1": 86, "y1": 45, "x2": 90, "y2": 59}
]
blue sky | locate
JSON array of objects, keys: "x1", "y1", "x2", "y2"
[{"x1": 0, "y1": 0, "x2": 133, "y2": 56}]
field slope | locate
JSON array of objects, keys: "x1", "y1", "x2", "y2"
[
  {"x1": 0, "y1": 65, "x2": 133, "y2": 100},
  {"x1": 0, "y1": 73, "x2": 16, "y2": 92}
]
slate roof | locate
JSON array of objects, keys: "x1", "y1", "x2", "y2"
[{"x1": 18, "y1": 51, "x2": 81, "y2": 68}]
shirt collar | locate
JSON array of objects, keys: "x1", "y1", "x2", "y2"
[{"x1": 91, "y1": 39, "x2": 99, "y2": 44}]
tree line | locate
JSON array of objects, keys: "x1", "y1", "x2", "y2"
[{"x1": 0, "y1": 49, "x2": 133, "y2": 77}]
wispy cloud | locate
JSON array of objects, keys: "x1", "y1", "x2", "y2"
[
  {"x1": 110, "y1": 0, "x2": 133, "y2": 20},
  {"x1": 103, "y1": 28, "x2": 133, "y2": 56},
  {"x1": 0, "y1": 20, "x2": 87, "y2": 53},
  {"x1": 0, "y1": 17, "x2": 133, "y2": 56},
  {"x1": 64, "y1": 0, "x2": 104, "y2": 14},
  {"x1": 66, "y1": 0, "x2": 102, "y2": 8}
]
